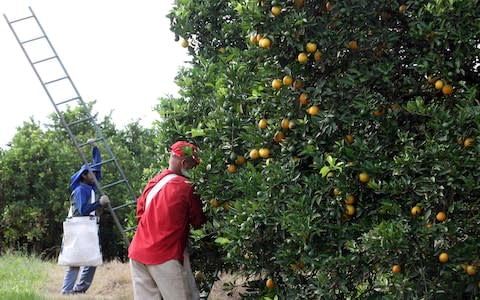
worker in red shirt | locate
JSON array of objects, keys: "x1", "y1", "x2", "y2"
[{"x1": 128, "y1": 141, "x2": 206, "y2": 300}]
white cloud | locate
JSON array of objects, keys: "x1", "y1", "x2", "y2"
[{"x1": 0, "y1": 0, "x2": 190, "y2": 146}]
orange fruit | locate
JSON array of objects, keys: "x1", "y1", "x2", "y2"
[
  {"x1": 227, "y1": 164, "x2": 237, "y2": 173},
  {"x1": 249, "y1": 149, "x2": 260, "y2": 160},
  {"x1": 427, "y1": 75, "x2": 436, "y2": 84},
  {"x1": 332, "y1": 188, "x2": 342, "y2": 197},
  {"x1": 180, "y1": 38, "x2": 189, "y2": 48},
  {"x1": 348, "y1": 40, "x2": 358, "y2": 50},
  {"x1": 411, "y1": 205, "x2": 422, "y2": 216},
  {"x1": 281, "y1": 118, "x2": 290, "y2": 129},
  {"x1": 436, "y1": 211, "x2": 447, "y2": 222},
  {"x1": 434, "y1": 80, "x2": 444, "y2": 90},
  {"x1": 271, "y1": 6, "x2": 281, "y2": 16},
  {"x1": 273, "y1": 131, "x2": 285, "y2": 142},
  {"x1": 345, "y1": 194, "x2": 356, "y2": 205},
  {"x1": 345, "y1": 134, "x2": 354, "y2": 144},
  {"x1": 442, "y1": 84, "x2": 453, "y2": 95},
  {"x1": 345, "y1": 204, "x2": 355, "y2": 216},
  {"x1": 325, "y1": 1, "x2": 334, "y2": 11},
  {"x1": 466, "y1": 265, "x2": 477, "y2": 276},
  {"x1": 464, "y1": 137, "x2": 474, "y2": 148},
  {"x1": 314, "y1": 50, "x2": 322, "y2": 61},
  {"x1": 293, "y1": 79, "x2": 304, "y2": 90},
  {"x1": 307, "y1": 105, "x2": 319, "y2": 116},
  {"x1": 259, "y1": 148, "x2": 270, "y2": 158},
  {"x1": 283, "y1": 75, "x2": 293, "y2": 86},
  {"x1": 439, "y1": 252, "x2": 448, "y2": 263},
  {"x1": 258, "y1": 118, "x2": 268, "y2": 129},
  {"x1": 399, "y1": 4, "x2": 407, "y2": 13},
  {"x1": 222, "y1": 202, "x2": 230, "y2": 210},
  {"x1": 266, "y1": 278, "x2": 275, "y2": 289},
  {"x1": 259, "y1": 37, "x2": 271, "y2": 49},
  {"x1": 235, "y1": 155, "x2": 246, "y2": 165},
  {"x1": 210, "y1": 198, "x2": 219, "y2": 208},
  {"x1": 294, "y1": 0, "x2": 304, "y2": 8},
  {"x1": 392, "y1": 264, "x2": 401, "y2": 273},
  {"x1": 298, "y1": 52, "x2": 308, "y2": 64},
  {"x1": 272, "y1": 79, "x2": 282, "y2": 90},
  {"x1": 391, "y1": 103, "x2": 402, "y2": 112},
  {"x1": 372, "y1": 108, "x2": 385, "y2": 117},
  {"x1": 299, "y1": 93, "x2": 309, "y2": 105},
  {"x1": 306, "y1": 42, "x2": 317, "y2": 53},
  {"x1": 358, "y1": 172, "x2": 370, "y2": 183},
  {"x1": 249, "y1": 34, "x2": 258, "y2": 45}
]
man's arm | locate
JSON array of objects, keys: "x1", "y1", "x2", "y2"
[{"x1": 189, "y1": 194, "x2": 206, "y2": 229}]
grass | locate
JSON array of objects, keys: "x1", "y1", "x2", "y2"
[{"x1": 0, "y1": 252, "x2": 48, "y2": 300}]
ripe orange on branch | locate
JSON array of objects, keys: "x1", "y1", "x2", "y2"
[
  {"x1": 411, "y1": 206, "x2": 422, "y2": 216},
  {"x1": 358, "y1": 172, "x2": 370, "y2": 183},
  {"x1": 306, "y1": 42, "x2": 317, "y2": 53},
  {"x1": 307, "y1": 105, "x2": 319, "y2": 116},
  {"x1": 282, "y1": 75, "x2": 293, "y2": 86},
  {"x1": 348, "y1": 40, "x2": 358, "y2": 50},
  {"x1": 392, "y1": 264, "x2": 401, "y2": 273},
  {"x1": 436, "y1": 211, "x2": 447, "y2": 222},
  {"x1": 266, "y1": 278, "x2": 275, "y2": 289},
  {"x1": 439, "y1": 252, "x2": 449, "y2": 263},
  {"x1": 272, "y1": 79, "x2": 282, "y2": 90},
  {"x1": 298, "y1": 52, "x2": 308, "y2": 64},
  {"x1": 271, "y1": 6, "x2": 281, "y2": 16},
  {"x1": 259, "y1": 37, "x2": 271, "y2": 49},
  {"x1": 258, "y1": 118, "x2": 268, "y2": 129},
  {"x1": 259, "y1": 148, "x2": 270, "y2": 158}
]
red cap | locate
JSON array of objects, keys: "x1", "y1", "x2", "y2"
[{"x1": 171, "y1": 141, "x2": 200, "y2": 164}]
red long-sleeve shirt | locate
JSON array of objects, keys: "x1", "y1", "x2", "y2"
[{"x1": 128, "y1": 169, "x2": 206, "y2": 265}]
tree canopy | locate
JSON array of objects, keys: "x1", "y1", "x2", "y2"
[{"x1": 163, "y1": 0, "x2": 480, "y2": 298}]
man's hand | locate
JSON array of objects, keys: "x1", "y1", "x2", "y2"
[
  {"x1": 87, "y1": 138, "x2": 97, "y2": 147},
  {"x1": 99, "y1": 195, "x2": 110, "y2": 206}
]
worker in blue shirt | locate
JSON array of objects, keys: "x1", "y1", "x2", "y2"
[{"x1": 61, "y1": 139, "x2": 110, "y2": 295}]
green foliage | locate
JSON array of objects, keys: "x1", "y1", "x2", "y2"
[{"x1": 165, "y1": 0, "x2": 480, "y2": 298}]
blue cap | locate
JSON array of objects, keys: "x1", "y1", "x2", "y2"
[{"x1": 69, "y1": 163, "x2": 101, "y2": 190}]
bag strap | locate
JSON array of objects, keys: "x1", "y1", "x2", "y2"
[{"x1": 145, "y1": 173, "x2": 178, "y2": 210}]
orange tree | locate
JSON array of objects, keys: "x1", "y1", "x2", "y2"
[{"x1": 159, "y1": 0, "x2": 480, "y2": 298}]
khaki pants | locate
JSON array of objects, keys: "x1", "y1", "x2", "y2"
[{"x1": 130, "y1": 250, "x2": 199, "y2": 300}]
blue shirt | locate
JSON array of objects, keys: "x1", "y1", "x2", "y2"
[{"x1": 70, "y1": 146, "x2": 102, "y2": 216}]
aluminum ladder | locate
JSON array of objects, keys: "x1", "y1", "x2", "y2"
[{"x1": 3, "y1": 7, "x2": 136, "y2": 247}]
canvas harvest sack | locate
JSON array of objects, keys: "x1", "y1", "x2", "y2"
[{"x1": 58, "y1": 190, "x2": 103, "y2": 266}]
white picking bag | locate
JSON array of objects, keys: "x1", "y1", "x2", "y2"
[{"x1": 58, "y1": 190, "x2": 103, "y2": 266}]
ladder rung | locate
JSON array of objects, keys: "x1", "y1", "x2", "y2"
[
  {"x1": 67, "y1": 116, "x2": 93, "y2": 127},
  {"x1": 102, "y1": 179, "x2": 128, "y2": 190},
  {"x1": 55, "y1": 96, "x2": 80, "y2": 106},
  {"x1": 112, "y1": 200, "x2": 137, "y2": 211},
  {"x1": 32, "y1": 55, "x2": 57, "y2": 64},
  {"x1": 8, "y1": 15, "x2": 34, "y2": 23},
  {"x1": 44, "y1": 76, "x2": 68, "y2": 85},
  {"x1": 21, "y1": 35, "x2": 45, "y2": 44}
]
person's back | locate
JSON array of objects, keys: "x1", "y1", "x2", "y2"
[{"x1": 128, "y1": 141, "x2": 206, "y2": 300}]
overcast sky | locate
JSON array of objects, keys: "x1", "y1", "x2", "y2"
[{"x1": 0, "y1": 1, "x2": 190, "y2": 147}]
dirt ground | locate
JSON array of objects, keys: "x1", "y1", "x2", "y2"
[{"x1": 42, "y1": 261, "x2": 246, "y2": 300}]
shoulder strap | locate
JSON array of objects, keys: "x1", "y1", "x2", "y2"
[{"x1": 145, "y1": 174, "x2": 178, "y2": 210}]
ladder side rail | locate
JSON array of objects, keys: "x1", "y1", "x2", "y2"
[
  {"x1": 5, "y1": 9, "x2": 133, "y2": 246},
  {"x1": 3, "y1": 13, "x2": 92, "y2": 170}
]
